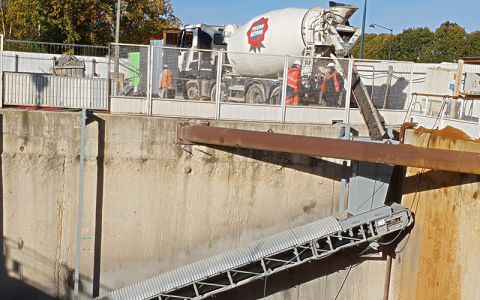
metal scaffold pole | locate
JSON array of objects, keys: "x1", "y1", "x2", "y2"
[{"x1": 74, "y1": 109, "x2": 87, "y2": 298}]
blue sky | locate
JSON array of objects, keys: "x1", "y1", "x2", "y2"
[{"x1": 171, "y1": 0, "x2": 479, "y2": 34}]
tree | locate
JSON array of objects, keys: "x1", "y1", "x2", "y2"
[
  {"x1": 391, "y1": 27, "x2": 433, "y2": 62},
  {"x1": 425, "y1": 22, "x2": 467, "y2": 63},
  {"x1": 364, "y1": 34, "x2": 393, "y2": 60},
  {"x1": 465, "y1": 31, "x2": 480, "y2": 57},
  {"x1": 352, "y1": 34, "x2": 379, "y2": 59},
  {"x1": 0, "y1": 0, "x2": 180, "y2": 45},
  {"x1": 0, "y1": 0, "x2": 40, "y2": 40}
]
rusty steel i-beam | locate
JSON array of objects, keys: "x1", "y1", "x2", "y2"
[{"x1": 177, "y1": 124, "x2": 480, "y2": 175}]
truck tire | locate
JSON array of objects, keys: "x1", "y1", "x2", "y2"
[
  {"x1": 245, "y1": 83, "x2": 265, "y2": 104},
  {"x1": 210, "y1": 83, "x2": 227, "y2": 102},
  {"x1": 270, "y1": 86, "x2": 282, "y2": 105},
  {"x1": 186, "y1": 81, "x2": 200, "y2": 100}
]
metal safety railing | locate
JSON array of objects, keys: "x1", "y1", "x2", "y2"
[
  {"x1": 107, "y1": 43, "x2": 418, "y2": 127},
  {"x1": 0, "y1": 36, "x2": 479, "y2": 137},
  {"x1": 0, "y1": 35, "x2": 111, "y2": 110},
  {"x1": 4, "y1": 39, "x2": 109, "y2": 57}
]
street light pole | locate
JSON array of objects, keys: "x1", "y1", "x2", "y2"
[
  {"x1": 114, "y1": 0, "x2": 121, "y2": 74},
  {"x1": 359, "y1": 0, "x2": 368, "y2": 59},
  {"x1": 370, "y1": 23, "x2": 394, "y2": 60}
]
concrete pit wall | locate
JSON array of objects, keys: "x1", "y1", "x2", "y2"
[
  {"x1": 2, "y1": 110, "x2": 477, "y2": 300},
  {"x1": 1, "y1": 110, "x2": 393, "y2": 300},
  {"x1": 390, "y1": 127, "x2": 480, "y2": 300}
]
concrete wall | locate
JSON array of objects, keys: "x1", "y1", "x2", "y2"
[
  {"x1": 390, "y1": 127, "x2": 480, "y2": 300},
  {"x1": 1, "y1": 109, "x2": 396, "y2": 300}
]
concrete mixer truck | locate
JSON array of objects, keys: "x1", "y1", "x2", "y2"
[{"x1": 175, "y1": 1, "x2": 361, "y2": 105}]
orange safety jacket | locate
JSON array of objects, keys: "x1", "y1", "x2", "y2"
[
  {"x1": 321, "y1": 71, "x2": 340, "y2": 93},
  {"x1": 287, "y1": 68, "x2": 301, "y2": 93},
  {"x1": 161, "y1": 69, "x2": 173, "y2": 89}
]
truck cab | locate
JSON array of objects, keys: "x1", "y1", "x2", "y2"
[{"x1": 177, "y1": 24, "x2": 226, "y2": 74}]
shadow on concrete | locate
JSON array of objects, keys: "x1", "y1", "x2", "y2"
[
  {"x1": 365, "y1": 77, "x2": 410, "y2": 110},
  {"x1": 88, "y1": 114, "x2": 106, "y2": 298},
  {"x1": 209, "y1": 146, "x2": 345, "y2": 183},
  {"x1": 211, "y1": 252, "x2": 385, "y2": 300},
  {"x1": 402, "y1": 170, "x2": 480, "y2": 195},
  {"x1": 0, "y1": 114, "x2": 55, "y2": 300},
  {"x1": 33, "y1": 74, "x2": 48, "y2": 106}
]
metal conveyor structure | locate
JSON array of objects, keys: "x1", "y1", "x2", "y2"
[{"x1": 97, "y1": 204, "x2": 412, "y2": 300}]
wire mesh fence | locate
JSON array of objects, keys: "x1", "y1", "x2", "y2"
[
  {"x1": 154, "y1": 47, "x2": 219, "y2": 101},
  {"x1": 4, "y1": 39, "x2": 109, "y2": 57},
  {"x1": 284, "y1": 56, "x2": 351, "y2": 108},
  {"x1": 1, "y1": 38, "x2": 479, "y2": 128},
  {"x1": 3, "y1": 39, "x2": 109, "y2": 77},
  {"x1": 354, "y1": 60, "x2": 414, "y2": 110},
  {"x1": 109, "y1": 44, "x2": 150, "y2": 97},
  {"x1": 220, "y1": 51, "x2": 285, "y2": 105}
]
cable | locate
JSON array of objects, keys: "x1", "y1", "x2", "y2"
[
  {"x1": 334, "y1": 265, "x2": 354, "y2": 300},
  {"x1": 396, "y1": 97, "x2": 448, "y2": 254},
  {"x1": 377, "y1": 229, "x2": 405, "y2": 246},
  {"x1": 263, "y1": 274, "x2": 268, "y2": 298}
]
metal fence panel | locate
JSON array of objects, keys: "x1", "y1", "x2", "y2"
[
  {"x1": 354, "y1": 60, "x2": 416, "y2": 110},
  {"x1": 4, "y1": 72, "x2": 109, "y2": 110},
  {"x1": 219, "y1": 103, "x2": 282, "y2": 122},
  {"x1": 152, "y1": 99, "x2": 216, "y2": 119}
]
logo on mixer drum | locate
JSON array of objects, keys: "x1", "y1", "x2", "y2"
[{"x1": 247, "y1": 17, "x2": 269, "y2": 53}]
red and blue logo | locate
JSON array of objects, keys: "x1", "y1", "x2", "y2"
[{"x1": 247, "y1": 17, "x2": 269, "y2": 53}]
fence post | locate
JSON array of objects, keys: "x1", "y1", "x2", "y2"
[
  {"x1": 344, "y1": 59, "x2": 354, "y2": 125},
  {"x1": 280, "y1": 56, "x2": 289, "y2": 122},
  {"x1": 0, "y1": 34, "x2": 3, "y2": 108},
  {"x1": 150, "y1": 45, "x2": 154, "y2": 115},
  {"x1": 215, "y1": 51, "x2": 224, "y2": 120},
  {"x1": 146, "y1": 45, "x2": 153, "y2": 115},
  {"x1": 406, "y1": 62, "x2": 414, "y2": 111},
  {"x1": 477, "y1": 109, "x2": 480, "y2": 138}
]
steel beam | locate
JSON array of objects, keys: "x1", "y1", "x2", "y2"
[{"x1": 177, "y1": 124, "x2": 480, "y2": 175}]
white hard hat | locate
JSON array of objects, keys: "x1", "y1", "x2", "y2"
[
  {"x1": 163, "y1": 64, "x2": 168, "y2": 68},
  {"x1": 327, "y1": 62, "x2": 335, "y2": 68},
  {"x1": 293, "y1": 59, "x2": 302, "y2": 66}
]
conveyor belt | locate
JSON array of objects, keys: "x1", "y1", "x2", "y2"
[
  {"x1": 338, "y1": 60, "x2": 386, "y2": 140},
  {"x1": 97, "y1": 204, "x2": 412, "y2": 300}
]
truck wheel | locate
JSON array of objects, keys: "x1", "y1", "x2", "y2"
[
  {"x1": 186, "y1": 81, "x2": 200, "y2": 100},
  {"x1": 210, "y1": 83, "x2": 227, "y2": 102},
  {"x1": 270, "y1": 86, "x2": 281, "y2": 105},
  {"x1": 245, "y1": 84, "x2": 265, "y2": 104}
]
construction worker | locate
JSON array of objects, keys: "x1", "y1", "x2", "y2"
[
  {"x1": 320, "y1": 62, "x2": 344, "y2": 107},
  {"x1": 286, "y1": 60, "x2": 302, "y2": 106},
  {"x1": 160, "y1": 64, "x2": 173, "y2": 99}
]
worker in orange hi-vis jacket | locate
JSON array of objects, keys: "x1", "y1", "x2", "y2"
[
  {"x1": 286, "y1": 60, "x2": 302, "y2": 106},
  {"x1": 160, "y1": 64, "x2": 173, "y2": 99},
  {"x1": 321, "y1": 62, "x2": 344, "y2": 107}
]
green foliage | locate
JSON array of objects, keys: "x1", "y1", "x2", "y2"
[
  {"x1": 465, "y1": 31, "x2": 480, "y2": 57},
  {"x1": 0, "y1": 0, "x2": 180, "y2": 45},
  {"x1": 391, "y1": 27, "x2": 433, "y2": 62},
  {"x1": 351, "y1": 33, "x2": 393, "y2": 60},
  {"x1": 353, "y1": 22, "x2": 479, "y2": 63},
  {"x1": 425, "y1": 22, "x2": 467, "y2": 63}
]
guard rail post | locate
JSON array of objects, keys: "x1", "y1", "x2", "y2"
[
  {"x1": 0, "y1": 34, "x2": 4, "y2": 108},
  {"x1": 344, "y1": 58, "x2": 354, "y2": 126},
  {"x1": 147, "y1": 45, "x2": 153, "y2": 115},
  {"x1": 215, "y1": 50, "x2": 224, "y2": 120},
  {"x1": 281, "y1": 55, "x2": 289, "y2": 122}
]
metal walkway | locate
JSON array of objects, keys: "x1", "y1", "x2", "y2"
[{"x1": 97, "y1": 204, "x2": 412, "y2": 300}]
